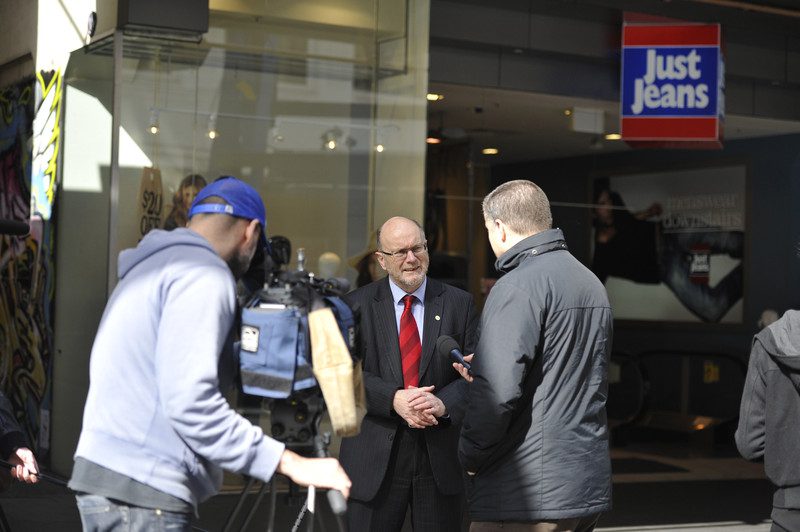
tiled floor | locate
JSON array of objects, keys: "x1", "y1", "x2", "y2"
[
  {"x1": 610, "y1": 447, "x2": 767, "y2": 484},
  {"x1": 599, "y1": 524, "x2": 770, "y2": 531},
  {"x1": 596, "y1": 439, "x2": 772, "y2": 532}
]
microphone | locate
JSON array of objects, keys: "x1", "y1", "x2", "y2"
[
  {"x1": 436, "y1": 335, "x2": 472, "y2": 376},
  {"x1": 0, "y1": 219, "x2": 30, "y2": 236}
]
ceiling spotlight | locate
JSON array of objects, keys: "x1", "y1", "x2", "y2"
[
  {"x1": 148, "y1": 108, "x2": 159, "y2": 135},
  {"x1": 604, "y1": 133, "x2": 622, "y2": 140},
  {"x1": 564, "y1": 108, "x2": 572, "y2": 117},
  {"x1": 482, "y1": 147, "x2": 499, "y2": 155},
  {"x1": 269, "y1": 127, "x2": 284, "y2": 143},
  {"x1": 375, "y1": 143, "x2": 385, "y2": 153},
  {"x1": 426, "y1": 136, "x2": 442, "y2": 145},
  {"x1": 207, "y1": 114, "x2": 218, "y2": 140},
  {"x1": 321, "y1": 128, "x2": 343, "y2": 151},
  {"x1": 426, "y1": 93, "x2": 444, "y2": 102}
]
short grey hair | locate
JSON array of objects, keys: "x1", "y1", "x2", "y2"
[{"x1": 482, "y1": 180, "x2": 552, "y2": 235}]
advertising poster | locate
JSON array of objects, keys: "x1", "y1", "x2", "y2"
[
  {"x1": 137, "y1": 167, "x2": 164, "y2": 241},
  {"x1": 591, "y1": 165, "x2": 745, "y2": 323}
]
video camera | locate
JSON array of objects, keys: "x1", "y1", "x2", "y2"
[
  {"x1": 238, "y1": 236, "x2": 364, "y2": 450},
  {"x1": 227, "y1": 237, "x2": 358, "y2": 531}
]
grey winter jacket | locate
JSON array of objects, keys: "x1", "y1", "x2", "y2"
[
  {"x1": 736, "y1": 310, "x2": 800, "y2": 509},
  {"x1": 459, "y1": 228, "x2": 613, "y2": 522}
]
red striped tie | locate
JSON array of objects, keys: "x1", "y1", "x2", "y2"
[{"x1": 400, "y1": 294, "x2": 422, "y2": 388}]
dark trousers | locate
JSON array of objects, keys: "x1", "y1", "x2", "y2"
[
  {"x1": 348, "y1": 427, "x2": 463, "y2": 532},
  {"x1": 470, "y1": 514, "x2": 600, "y2": 532}
]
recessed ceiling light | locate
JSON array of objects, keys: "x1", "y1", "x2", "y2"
[
  {"x1": 426, "y1": 136, "x2": 442, "y2": 144},
  {"x1": 564, "y1": 108, "x2": 572, "y2": 116},
  {"x1": 481, "y1": 148, "x2": 499, "y2": 155},
  {"x1": 148, "y1": 108, "x2": 159, "y2": 135},
  {"x1": 207, "y1": 114, "x2": 218, "y2": 140},
  {"x1": 604, "y1": 133, "x2": 622, "y2": 140},
  {"x1": 426, "y1": 93, "x2": 444, "y2": 102}
]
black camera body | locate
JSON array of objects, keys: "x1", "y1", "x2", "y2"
[{"x1": 239, "y1": 236, "x2": 357, "y2": 450}]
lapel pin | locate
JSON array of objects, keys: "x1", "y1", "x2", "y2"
[{"x1": 435, "y1": 315, "x2": 441, "y2": 321}]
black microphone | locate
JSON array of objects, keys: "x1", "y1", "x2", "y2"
[
  {"x1": 436, "y1": 335, "x2": 472, "y2": 376},
  {"x1": 0, "y1": 219, "x2": 30, "y2": 236}
]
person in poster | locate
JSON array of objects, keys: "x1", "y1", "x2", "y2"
[{"x1": 591, "y1": 181, "x2": 743, "y2": 323}]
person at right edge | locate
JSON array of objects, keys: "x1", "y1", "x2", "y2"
[
  {"x1": 736, "y1": 308, "x2": 800, "y2": 531},
  {"x1": 458, "y1": 180, "x2": 613, "y2": 532}
]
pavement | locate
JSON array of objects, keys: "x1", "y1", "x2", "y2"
[{"x1": 0, "y1": 432, "x2": 774, "y2": 532}]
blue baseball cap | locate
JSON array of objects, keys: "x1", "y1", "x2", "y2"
[{"x1": 188, "y1": 176, "x2": 268, "y2": 247}]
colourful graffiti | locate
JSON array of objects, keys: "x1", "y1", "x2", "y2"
[
  {"x1": 31, "y1": 71, "x2": 62, "y2": 221},
  {"x1": 0, "y1": 70, "x2": 61, "y2": 457}
]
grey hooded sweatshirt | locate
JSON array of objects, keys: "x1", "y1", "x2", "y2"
[
  {"x1": 72, "y1": 228, "x2": 285, "y2": 510},
  {"x1": 736, "y1": 309, "x2": 800, "y2": 510}
]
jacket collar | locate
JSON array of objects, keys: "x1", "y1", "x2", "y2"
[{"x1": 495, "y1": 228, "x2": 568, "y2": 274}]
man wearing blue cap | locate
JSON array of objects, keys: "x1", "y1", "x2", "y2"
[{"x1": 69, "y1": 177, "x2": 351, "y2": 531}]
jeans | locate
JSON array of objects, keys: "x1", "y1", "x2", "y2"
[
  {"x1": 659, "y1": 230, "x2": 744, "y2": 323},
  {"x1": 75, "y1": 494, "x2": 192, "y2": 532}
]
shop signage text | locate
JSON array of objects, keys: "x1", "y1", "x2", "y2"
[{"x1": 621, "y1": 23, "x2": 723, "y2": 142}]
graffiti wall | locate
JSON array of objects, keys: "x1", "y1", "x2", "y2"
[{"x1": 0, "y1": 70, "x2": 61, "y2": 456}]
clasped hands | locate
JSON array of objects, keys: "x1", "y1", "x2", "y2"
[{"x1": 393, "y1": 386, "x2": 446, "y2": 429}]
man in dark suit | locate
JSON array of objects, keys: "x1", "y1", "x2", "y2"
[{"x1": 341, "y1": 216, "x2": 479, "y2": 531}]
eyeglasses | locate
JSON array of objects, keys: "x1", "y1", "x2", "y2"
[{"x1": 378, "y1": 243, "x2": 428, "y2": 261}]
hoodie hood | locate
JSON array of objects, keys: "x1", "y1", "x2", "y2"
[
  {"x1": 118, "y1": 228, "x2": 215, "y2": 278},
  {"x1": 762, "y1": 310, "x2": 800, "y2": 379}
]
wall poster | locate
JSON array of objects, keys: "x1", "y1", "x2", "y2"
[{"x1": 591, "y1": 165, "x2": 745, "y2": 324}]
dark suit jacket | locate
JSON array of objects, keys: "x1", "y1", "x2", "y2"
[{"x1": 340, "y1": 276, "x2": 479, "y2": 501}]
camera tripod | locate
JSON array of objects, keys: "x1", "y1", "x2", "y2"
[{"x1": 222, "y1": 395, "x2": 347, "y2": 532}]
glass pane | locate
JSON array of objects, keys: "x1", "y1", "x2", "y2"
[
  {"x1": 110, "y1": 3, "x2": 427, "y2": 287},
  {"x1": 54, "y1": 49, "x2": 115, "y2": 470}
]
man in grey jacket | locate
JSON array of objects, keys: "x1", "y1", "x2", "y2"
[
  {"x1": 69, "y1": 177, "x2": 350, "y2": 531},
  {"x1": 458, "y1": 180, "x2": 613, "y2": 531},
  {"x1": 736, "y1": 309, "x2": 800, "y2": 531}
]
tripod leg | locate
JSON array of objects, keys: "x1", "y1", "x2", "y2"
[
  {"x1": 267, "y1": 477, "x2": 277, "y2": 532},
  {"x1": 239, "y1": 480, "x2": 270, "y2": 531},
  {"x1": 0, "y1": 502, "x2": 11, "y2": 532},
  {"x1": 222, "y1": 476, "x2": 257, "y2": 532}
]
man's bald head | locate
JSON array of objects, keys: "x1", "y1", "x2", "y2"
[{"x1": 375, "y1": 217, "x2": 429, "y2": 293}]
